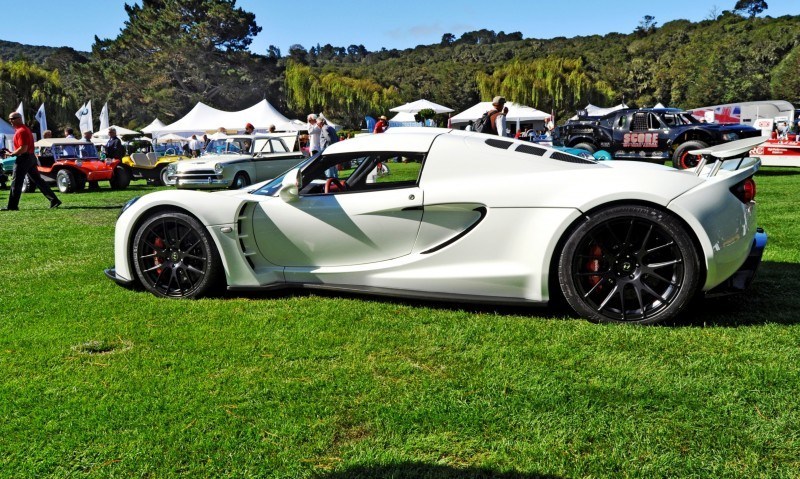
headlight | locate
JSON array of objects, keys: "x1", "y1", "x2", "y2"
[
  {"x1": 722, "y1": 132, "x2": 740, "y2": 141},
  {"x1": 166, "y1": 163, "x2": 177, "y2": 174},
  {"x1": 214, "y1": 163, "x2": 224, "y2": 174},
  {"x1": 119, "y1": 196, "x2": 141, "y2": 218}
]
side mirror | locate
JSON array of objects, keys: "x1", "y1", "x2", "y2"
[{"x1": 279, "y1": 168, "x2": 301, "y2": 202}]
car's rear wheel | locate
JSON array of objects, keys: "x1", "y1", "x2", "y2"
[
  {"x1": 558, "y1": 205, "x2": 700, "y2": 324},
  {"x1": 230, "y1": 171, "x2": 250, "y2": 189},
  {"x1": 56, "y1": 169, "x2": 76, "y2": 193},
  {"x1": 21, "y1": 175, "x2": 37, "y2": 193},
  {"x1": 109, "y1": 165, "x2": 131, "y2": 189},
  {"x1": 672, "y1": 140, "x2": 708, "y2": 169},
  {"x1": 132, "y1": 212, "x2": 223, "y2": 298},
  {"x1": 573, "y1": 142, "x2": 597, "y2": 153}
]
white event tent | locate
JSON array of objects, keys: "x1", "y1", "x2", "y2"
[
  {"x1": 141, "y1": 118, "x2": 165, "y2": 134},
  {"x1": 450, "y1": 101, "x2": 550, "y2": 132},
  {"x1": 93, "y1": 125, "x2": 142, "y2": 138},
  {"x1": 570, "y1": 103, "x2": 628, "y2": 120},
  {"x1": 154, "y1": 99, "x2": 300, "y2": 138},
  {"x1": 391, "y1": 99, "x2": 454, "y2": 114}
]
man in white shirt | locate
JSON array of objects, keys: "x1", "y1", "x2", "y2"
[
  {"x1": 307, "y1": 114, "x2": 321, "y2": 155},
  {"x1": 189, "y1": 134, "x2": 202, "y2": 157}
]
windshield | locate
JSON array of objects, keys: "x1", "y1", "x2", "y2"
[
  {"x1": 154, "y1": 141, "x2": 185, "y2": 156},
  {"x1": 203, "y1": 138, "x2": 251, "y2": 155},
  {"x1": 252, "y1": 157, "x2": 314, "y2": 196},
  {"x1": 661, "y1": 112, "x2": 699, "y2": 126},
  {"x1": 53, "y1": 143, "x2": 99, "y2": 159}
]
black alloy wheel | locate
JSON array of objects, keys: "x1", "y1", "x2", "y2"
[
  {"x1": 558, "y1": 205, "x2": 700, "y2": 324},
  {"x1": 132, "y1": 212, "x2": 222, "y2": 298}
]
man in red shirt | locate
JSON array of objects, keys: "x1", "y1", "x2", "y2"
[
  {"x1": 2, "y1": 112, "x2": 61, "y2": 211},
  {"x1": 373, "y1": 115, "x2": 389, "y2": 133}
]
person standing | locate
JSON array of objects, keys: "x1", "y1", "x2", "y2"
[
  {"x1": 373, "y1": 115, "x2": 389, "y2": 133},
  {"x1": 80, "y1": 130, "x2": 95, "y2": 157},
  {"x1": 307, "y1": 114, "x2": 321, "y2": 156},
  {"x1": 2, "y1": 112, "x2": 61, "y2": 211},
  {"x1": 188, "y1": 134, "x2": 202, "y2": 157},
  {"x1": 318, "y1": 118, "x2": 339, "y2": 178},
  {"x1": 104, "y1": 128, "x2": 126, "y2": 161},
  {"x1": 244, "y1": 122, "x2": 255, "y2": 135},
  {"x1": 489, "y1": 96, "x2": 509, "y2": 137}
]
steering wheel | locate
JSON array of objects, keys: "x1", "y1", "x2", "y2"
[
  {"x1": 165, "y1": 148, "x2": 176, "y2": 156},
  {"x1": 324, "y1": 177, "x2": 347, "y2": 194}
]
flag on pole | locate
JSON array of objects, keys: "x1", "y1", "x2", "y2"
[
  {"x1": 447, "y1": 113, "x2": 452, "y2": 129},
  {"x1": 15, "y1": 102, "x2": 24, "y2": 123},
  {"x1": 75, "y1": 101, "x2": 93, "y2": 134},
  {"x1": 99, "y1": 102, "x2": 109, "y2": 131},
  {"x1": 34, "y1": 103, "x2": 48, "y2": 138}
]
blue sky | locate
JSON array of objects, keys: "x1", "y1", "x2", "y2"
[{"x1": 2, "y1": 0, "x2": 798, "y2": 54}]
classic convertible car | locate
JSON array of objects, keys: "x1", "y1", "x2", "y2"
[
  {"x1": 106, "y1": 129, "x2": 766, "y2": 324},
  {"x1": 166, "y1": 134, "x2": 304, "y2": 189}
]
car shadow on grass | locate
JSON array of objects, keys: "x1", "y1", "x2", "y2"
[
  {"x1": 756, "y1": 168, "x2": 800, "y2": 177},
  {"x1": 314, "y1": 462, "x2": 563, "y2": 479},
  {"x1": 229, "y1": 261, "x2": 798, "y2": 327},
  {"x1": 672, "y1": 260, "x2": 800, "y2": 327}
]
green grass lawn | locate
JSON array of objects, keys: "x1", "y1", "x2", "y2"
[{"x1": 1, "y1": 170, "x2": 799, "y2": 478}]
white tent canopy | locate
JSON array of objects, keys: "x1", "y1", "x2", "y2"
[
  {"x1": 155, "y1": 133, "x2": 188, "y2": 142},
  {"x1": 391, "y1": 99, "x2": 454, "y2": 114},
  {"x1": 93, "y1": 125, "x2": 141, "y2": 138},
  {"x1": 570, "y1": 103, "x2": 628, "y2": 120},
  {"x1": 155, "y1": 99, "x2": 299, "y2": 137},
  {"x1": 450, "y1": 101, "x2": 550, "y2": 126},
  {"x1": 141, "y1": 118, "x2": 165, "y2": 134}
]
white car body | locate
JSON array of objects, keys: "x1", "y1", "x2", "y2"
[
  {"x1": 108, "y1": 129, "x2": 766, "y2": 324},
  {"x1": 167, "y1": 134, "x2": 305, "y2": 189}
]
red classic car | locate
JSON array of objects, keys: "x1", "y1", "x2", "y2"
[{"x1": 23, "y1": 138, "x2": 130, "y2": 193}]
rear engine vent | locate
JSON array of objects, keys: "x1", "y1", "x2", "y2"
[
  {"x1": 549, "y1": 151, "x2": 595, "y2": 164},
  {"x1": 515, "y1": 144, "x2": 547, "y2": 157},
  {"x1": 485, "y1": 139, "x2": 514, "y2": 150}
]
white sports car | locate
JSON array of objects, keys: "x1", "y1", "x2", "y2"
[{"x1": 106, "y1": 129, "x2": 766, "y2": 324}]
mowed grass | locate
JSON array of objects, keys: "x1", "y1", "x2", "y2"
[{"x1": 1, "y1": 169, "x2": 800, "y2": 479}]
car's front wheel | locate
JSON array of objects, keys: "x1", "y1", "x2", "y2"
[
  {"x1": 158, "y1": 166, "x2": 171, "y2": 186},
  {"x1": 56, "y1": 169, "x2": 76, "y2": 193},
  {"x1": 131, "y1": 212, "x2": 223, "y2": 298},
  {"x1": 230, "y1": 171, "x2": 250, "y2": 189},
  {"x1": 558, "y1": 205, "x2": 701, "y2": 324},
  {"x1": 21, "y1": 175, "x2": 37, "y2": 193}
]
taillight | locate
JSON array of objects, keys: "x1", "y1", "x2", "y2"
[{"x1": 731, "y1": 177, "x2": 756, "y2": 203}]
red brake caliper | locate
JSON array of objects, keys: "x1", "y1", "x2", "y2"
[
  {"x1": 585, "y1": 244, "x2": 603, "y2": 288},
  {"x1": 153, "y1": 236, "x2": 165, "y2": 274}
]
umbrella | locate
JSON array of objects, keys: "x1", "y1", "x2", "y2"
[
  {"x1": 93, "y1": 125, "x2": 141, "y2": 138},
  {"x1": 390, "y1": 99, "x2": 454, "y2": 114}
]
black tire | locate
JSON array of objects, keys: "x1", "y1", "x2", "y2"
[
  {"x1": 572, "y1": 142, "x2": 597, "y2": 154},
  {"x1": 109, "y1": 165, "x2": 131, "y2": 190},
  {"x1": 230, "y1": 171, "x2": 250, "y2": 190},
  {"x1": 21, "y1": 175, "x2": 37, "y2": 193},
  {"x1": 131, "y1": 212, "x2": 223, "y2": 298},
  {"x1": 558, "y1": 205, "x2": 701, "y2": 324},
  {"x1": 56, "y1": 169, "x2": 76, "y2": 193},
  {"x1": 672, "y1": 140, "x2": 708, "y2": 169}
]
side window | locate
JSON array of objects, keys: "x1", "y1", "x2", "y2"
[
  {"x1": 271, "y1": 139, "x2": 287, "y2": 153},
  {"x1": 299, "y1": 151, "x2": 424, "y2": 195},
  {"x1": 617, "y1": 115, "x2": 627, "y2": 129},
  {"x1": 254, "y1": 139, "x2": 271, "y2": 154}
]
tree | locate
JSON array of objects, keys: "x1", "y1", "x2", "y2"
[
  {"x1": 634, "y1": 15, "x2": 658, "y2": 36},
  {"x1": 0, "y1": 59, "x2": 74, "y2": 131},
  {"x1": 68, "y1": 0, "x2": 265, "y2": 125},
  {"x1": 734, "y1": 0, "x2": 768, "y2": 18},
  {"x1": 441, "y1": 33, "x2": 456, "y2": 46}
]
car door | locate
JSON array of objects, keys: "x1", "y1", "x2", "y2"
[
  {"x1": 253, "y1": 139, "x2": 304, "y2": 182},
  {"x1": 251, "y1": 152, "x2": 425, "y2": 267}
]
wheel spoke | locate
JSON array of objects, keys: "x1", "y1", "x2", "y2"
[
  {"x1": 641, "y1": 281, "x2": 667, "y2": 303},
  {"x1": 645, "y1": 270, "x2": 676, "y2": 285},
  {"x1": 182, "y1": 253, "x2": 206, "y2": 261},
  {"x1": 633, "y1": 283, "x2": 646, "y2": 319},
  {"x1": 582, "y1": 276, "x2": 608, "y2": 298},
  {"x1": 647, "y1": 259, "x2": 681, "y2": 269},
  {"x1": 618, "y1": 283, "x2": 627, "y2": 320},
  {"x1": 623, "y1": 219, "x2": 635, "y2": 247},
  {"x1": 597, "y1": 284, "x2": 619, "y2": 311},
  {"x1": 640, "y1": 224, "x2": 654, "y2": 251},
  {"x1": 647, "y1": 240, "x2": 675, "y2": 255},
  {"x1": 143, "y1": 263, "x2": 165, "y2": 273}
]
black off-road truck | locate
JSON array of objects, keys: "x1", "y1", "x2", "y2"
[{"x1": 553, "y1": 108, "x2": 762, "y2": 168}]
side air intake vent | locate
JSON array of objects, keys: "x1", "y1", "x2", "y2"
[{"x1": 485, "y1": 139, "x2": 514, "y2": 150}]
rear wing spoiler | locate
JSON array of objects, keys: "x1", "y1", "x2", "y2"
[{"x1": 688, "y1": 136, "x2": 768, "y2": 177}]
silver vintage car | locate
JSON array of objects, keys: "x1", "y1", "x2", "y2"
[{"x1": 166, "y1": 134, "x2": 305, "y2": 189}]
